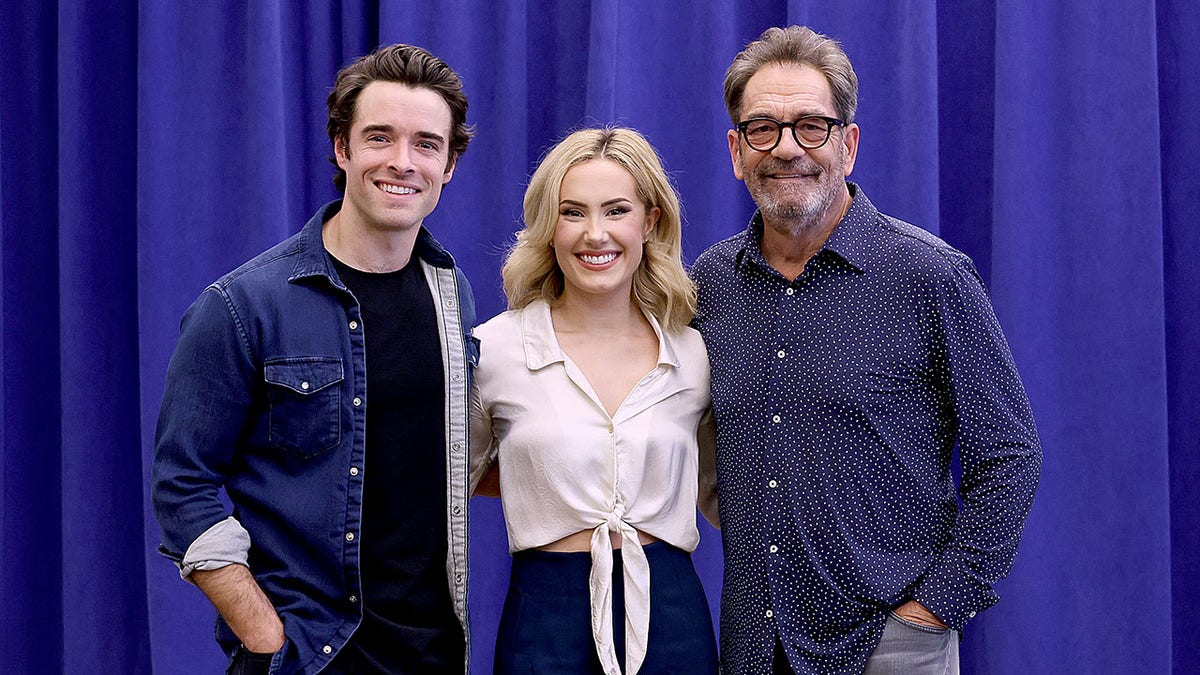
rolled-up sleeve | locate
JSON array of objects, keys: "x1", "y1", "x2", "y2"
[{"x1": 179, "y1": 516, "x2": 252, "y2": 580}]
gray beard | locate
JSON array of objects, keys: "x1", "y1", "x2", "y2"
[{"x1": 742, "y1": 156, "x2": 843, "y2": 235}]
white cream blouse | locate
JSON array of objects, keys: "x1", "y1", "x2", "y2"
[{"x1": 469, "y1": 299, "x2": 717, "y2": 675}]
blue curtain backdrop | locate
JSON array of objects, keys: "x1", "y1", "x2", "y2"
[{"x1": 1, "y1": 0, "x2": 1196, "y2": 672}]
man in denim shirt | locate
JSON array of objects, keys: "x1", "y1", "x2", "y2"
[
  {"x1": 152, "y1": 45, "x2": 478, "y2": 674},
  {"x1": 691, "y1": 27, "x2": 1041, "y2": 674}
]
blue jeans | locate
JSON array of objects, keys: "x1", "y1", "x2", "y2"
[{"x1": 862, "y1": 611, "x2": 959, "y2": 675}]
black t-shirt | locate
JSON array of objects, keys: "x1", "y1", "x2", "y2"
[{"x1": 325, "y1": 254, "x2": 463, "y2": 673}]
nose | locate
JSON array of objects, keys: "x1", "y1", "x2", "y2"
[
  {"x1": 583, "y1": 215, "x2": 609, "y2": 242},
  {"x1": 771, "y1": 128, "x2": 805, "y2": 161},
  {"x1": 386, "y1": 144, "x2": 415, "y2": 173}
]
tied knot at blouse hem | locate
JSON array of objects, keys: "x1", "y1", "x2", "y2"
[{"x1": 469, "y1": 299, "x2": 712, "y2": 675}]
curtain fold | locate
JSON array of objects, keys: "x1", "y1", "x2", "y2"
[
  {"x1": 58, "y1": 2, "x2": 146, "y2": 673},
  {"x1": 1160, "y1": 0, "x2": 1200, "y2": 668},
  {"x1": 987, "y1": 2, "x2": 1174, "y2": 670},
  {"x1": 2, "y1": 1, "x2": 66, "y2": 673},
  {"x1": 1, "y1": 1, "x2": 1194, "y2": 672}
]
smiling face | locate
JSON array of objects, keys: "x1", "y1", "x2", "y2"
[
  {"x1": 728, "y1": 62, "x2": 859, "y2": 234},
  {"x1": 552, "y1": 159, "x2": 659, "y2": 306},
  {"x1": 334, "y1": 81, "x2": 456, "y2": 237}
]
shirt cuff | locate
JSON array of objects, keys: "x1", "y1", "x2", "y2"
[
  {"x1": 179, "y1": 516, "x2": 251, "y2": 582},
  {"x1": 911, "y1": 551, "x2": 999, "y2": 630}
]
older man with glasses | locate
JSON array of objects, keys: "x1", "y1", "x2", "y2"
[{"x1": 690, "y1": 26, "x2": 1043, "y2": 675}]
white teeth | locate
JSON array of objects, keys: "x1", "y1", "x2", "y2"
[
  {"x1": 379, "y1": 183, "x2": 416, "y2": 195},
  {"x1": 579, "y1": 253, "x2": 617, "y2": 265}
]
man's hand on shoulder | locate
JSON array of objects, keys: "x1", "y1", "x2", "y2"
[{"x1": 893, "y1": 599, "x2": 948, "y2": 629}]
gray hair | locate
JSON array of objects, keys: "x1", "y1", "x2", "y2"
[{"x1": 723, "y1": 25, "x2": 859, "y2": 124}]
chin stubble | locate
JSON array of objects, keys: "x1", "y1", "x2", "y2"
[{"x1": 743, "y1": 156, "x2": 840, "y2": 232}]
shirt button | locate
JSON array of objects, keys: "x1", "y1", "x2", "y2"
[
  {"x1": 349, "y1": 467, "x2": 359, "y2": 476},
  {"x1": 765, "y1": 609, "x2": 774, "y2": 618},
  {"x1": 345, "y1": 532, "x2": 355, "y2": 542},
  {"x1": 769, "y1": 544, "x2": 779, "y2": 553},
  {"x1": 968, "y1": 611, "x2": 977, "y2": 618},
  {"x1": 455, "y1": 573, "x2": 463, "y2": 584},
  {"x1": 445, "y1": 298, "x2": 456, "y2": 308},
  {"x1": 353, "y1": 397, "x2": 362, "y2": 407},
  {"x1": 300, "y1": 381, "x2": 310, "y2": 390},
  {"x1": 322, "y1": 645, "x2": 332, "y2": 654},
  {"x1": 348, "y1": 595, "x2": 358, "y2": 603},
  {"x1": 451, "y1": 372, "x2": 462, "y2": 382},
  {"x1": 772, "y1": 414, "x2": 781, "y2": 423},
  {"x1": 768, "y1": 479, "x2": 778, "y2": 488},
  {"x1": 776, "y1": 349, "x2": 786, "y2": 358},
  {"x1": 349, "y1": 320, "x2": 358, "y2": 330},
  {"x1": 785, "y1": 288, "x2": 795, "y2": 296},
  {"x1": 452, "y1": 505, "x2": 461, "y2": 515}
]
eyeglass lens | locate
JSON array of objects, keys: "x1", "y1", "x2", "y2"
[{"x1": 743, "y1": 118, "x2": 833, "y2": 150}]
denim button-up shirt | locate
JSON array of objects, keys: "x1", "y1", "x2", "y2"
[{"x1": 152, "y1": 201, "x2": 477, "y2": 674}]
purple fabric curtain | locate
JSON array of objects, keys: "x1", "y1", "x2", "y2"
[{"x1": 2, "y1": 1, "x2": 1195, "y2": 672}]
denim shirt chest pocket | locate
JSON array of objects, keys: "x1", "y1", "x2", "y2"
[{"x1": 264, "y1": 357, "x2": 343, "y2": 458}]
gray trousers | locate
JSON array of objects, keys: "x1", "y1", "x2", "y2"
[{"x1": 862, "y1": 612, "x2": 960, "y2": 675}]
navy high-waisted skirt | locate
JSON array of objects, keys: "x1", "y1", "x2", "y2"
[{"x1": 494, "y1": 541, "x2": 718, "y2": 674}]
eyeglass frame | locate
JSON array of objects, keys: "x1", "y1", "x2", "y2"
[{"x1": 735, "y1": 115, "x2": 846, "y2": 152}]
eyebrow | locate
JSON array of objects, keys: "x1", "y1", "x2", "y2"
[
  {"x1": 359, "y1": 124, "x2": 394, "y2": 136},
  {"x1": 358, "y1": 125, "x2": 447, "y2": 143},
  {"x1": 559, "y1": 197, "x2": 635, "y2": 207},
  {"x1": 744, "y1": 111, "x2": 831, "y2": 121}
]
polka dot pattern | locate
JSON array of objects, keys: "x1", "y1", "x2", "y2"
[{"x1": 690, "y1": 184, "x2": 1042, "y2": 674}]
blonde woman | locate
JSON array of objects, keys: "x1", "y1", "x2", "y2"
[{"x1": 470, "y1": 127, "x2": 718, "y2": 674}]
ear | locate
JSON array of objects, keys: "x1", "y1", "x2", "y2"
[
  {"x1": 840, "y1": 123, "x2": 860, "y2": 177},
  {"x1": 334, "y1": 137, "x2": 350, "y2": 169},
  {"x1": 727, "y1": 128, "x2": 744, "y2": 181},
  {"x1": 644, "y1": 206, "x2": 661, "y2": 240},
  {"x1": 442, "y1": 154, "x2": 457, "y2": 185}
]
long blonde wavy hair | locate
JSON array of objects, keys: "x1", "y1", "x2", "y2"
[{"x1": 501, "y1": 127, "x2": 696, "y2": 331}]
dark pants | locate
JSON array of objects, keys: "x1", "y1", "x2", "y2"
[
  {"x1": 495, "y1": 542, "x2": 718, "y2": 674},
  {"x1": 226, "y1": 645, "x2": 276, "y2": 675}
]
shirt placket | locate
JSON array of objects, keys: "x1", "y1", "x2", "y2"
[{"x1": 762, "y1": 273, "x2": 800, "y2": 630}]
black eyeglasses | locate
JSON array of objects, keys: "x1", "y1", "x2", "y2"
[{"x1": 736, "y1": 115, "x2": 845, "y2": 152}]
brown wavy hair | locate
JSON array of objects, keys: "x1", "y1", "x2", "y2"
[{"x1": 326, "y1": 44, "x2": 475, "y2": 190}]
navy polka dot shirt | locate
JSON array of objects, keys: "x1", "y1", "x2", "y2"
[{"x1": 690, "y1": 184, "x2": 1042, "y2": 674}]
